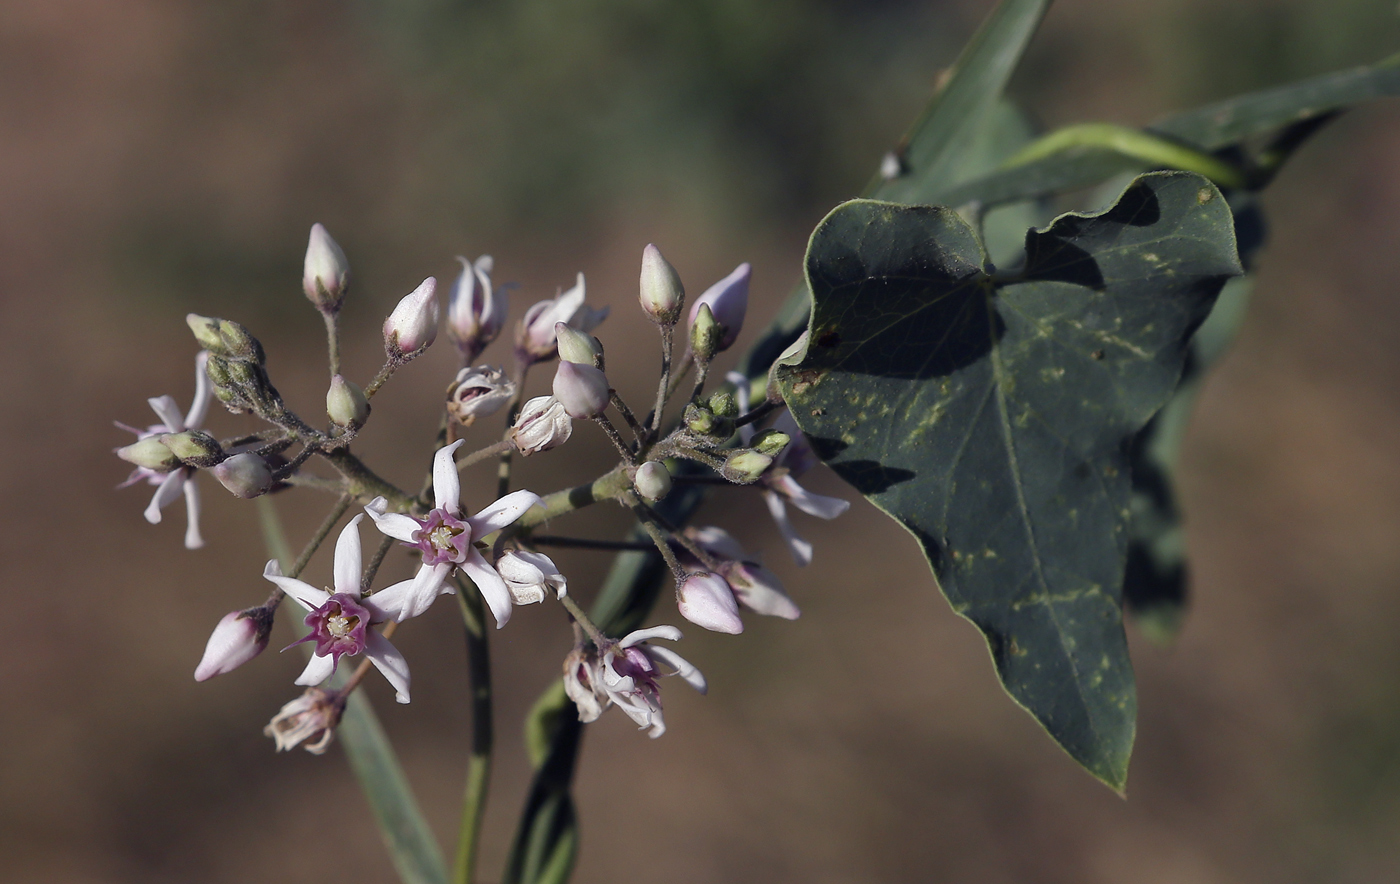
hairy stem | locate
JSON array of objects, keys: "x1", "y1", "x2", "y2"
[{"x1": 324, "y1": 311, "x2": 341, "y2": 379}]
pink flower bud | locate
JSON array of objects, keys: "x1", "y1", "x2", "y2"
[
  {"x1": 303, "y1": 223, "x2": 349, "y2": 314},
  {"x1": 195, "y1": 607, "x2": 273, "y2": 681},
  {"x1": 552, "y1": 360, "x2": 610, "y2": 418},
  {"x1": 383, "y1": 277, "x2": 439, "y2": 357},
  {"x1": 512, "y1": 395, "x2": 573, "y2": 454},
  {"x1": 677, "y1": 571, "x2": 743, "y2": 634},
  {"x1": 639, "y1": 243, "x2": 684, "y2": 324},
  {"x1": 210, "y1": 452, "x2": 274, "y2": 498},
  {"x1": 687, "y1": 262, "x2": 749, "y2": 351},
  {"x1": 446, "y1": 255, "x2": 506, "y2": 360}
]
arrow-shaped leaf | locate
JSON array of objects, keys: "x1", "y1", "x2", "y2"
[{"x1": 775, "y1": 172, "x2": 1242, "y2": 789}]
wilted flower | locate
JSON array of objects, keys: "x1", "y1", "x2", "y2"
[
  {"x1": 447, "y1": 365, "x2": 515, "y2": 424},
  {"x1": 447, "y1": 255, "x2": 506, "y2": 362},
  {"x1": 364, "y1": 440, "x2": 543, "y2": 627},
  {"x1": 684, "y1": 526, "x2": 800, "y2": 620},
  {"x1": 516, "y1": 273, "x2": 609, "y2": 362},
  {"x1": 497, "y1": 550, "x2": 567, "y2": 605},
  {"x1": 115, "y1": 351, "x2": 213, "y2": 549},
  {"x1": 263, "y1": 515, "x2": 414, "y2": 703},
  {"x1": 195, "y1": 606, "x2": 274, "y2": 681},
  {"x1": 511, "y1": 395, "x2": 573, "y2": 454},
  {"x1": 384, "y1": 277, "x2": 439, "y2": 357},
  {"x1": 564, "y1": 626, "x2": 706, "y2": 738},
  {"x1": 265, "y1": 687, "x2": 346, "y2": 754}
]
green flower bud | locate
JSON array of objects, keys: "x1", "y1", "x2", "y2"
[
  {"x1": 554, "y1": 322, "x2": 604, "y2": 368},
  {"x1": 326, "y1": 374, "x2": 370, "y2": 428},
  {"x1": 185, "y1": 314, "x2": 265, "y2": 364},
  {"x1": 750, "y1": 428, "x2": 791, "y2": 458},
  {"x1": 160, "y1": 430, "x2": 226, "y2": 468},
  {"x1": 708, "y1": 389, "x2": 738, "y2": 418},
  {"x1": 684, "y1": 402, "x2": 717, "y2": 436},
  {"x1": 690, "y1": 302, "x2": 721, "y2": 364},
  {"x1": 720, "y1": 449, "x2": 773, "y2": 484},
  {"x1": 116, "y1": 436, "x2": 181, "y2": 472}
]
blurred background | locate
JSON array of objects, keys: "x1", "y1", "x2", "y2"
[{"x1": 6, "y1": 0, "x2": 1400, "y2": 881}]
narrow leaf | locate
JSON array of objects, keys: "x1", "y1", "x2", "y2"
[{"x1": 776, "y1": 172, "x2": 1242, "y2": 789}]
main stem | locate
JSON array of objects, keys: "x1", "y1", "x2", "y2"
[{"x1": 453, "y1": 577, "x2": 494, "y2": 884}]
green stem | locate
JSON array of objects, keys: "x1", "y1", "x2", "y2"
[
  {"x1": 1001, "y1": 122, "x2": 1249, "y2": 189},
  {"x1": 453, "y1": 577, "x2": 494, "y2": 884},
  {"x1": 324, "y1": 311, "x2": 342, "y2": 379},
  {"x1": 324, "y1": 449, "x2": 415, "y2": 510},
  {"x1": 515, "y1": 466, "x2": 632, "y2": 530},
  {"x1": 650, "y1": 325, "x2": 673, "y2": 439}
]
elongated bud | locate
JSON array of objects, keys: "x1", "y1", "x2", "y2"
[
  {"x1": 639, "y1": 243, "x2": 684, "y2": 325},
  {"x1": 116, "y1": 436, "x2": 180, "y2": 471},
  {"x1": 160, "y1": 430, "x2": 225, "y2": 468},
  {"x1": 303, "y1": 223, "x2": 349, "y2": 314},
  {"x1": 512, "y1": 395, "x2": 573, "y2": 454},
  {"x1": 447, "y1": 255, "x2": 505, "y2": 360},
  {"x1": 447, "y1": 365, "x2": 514, "y2": 423},
  {"x1": 555, "y1": 322, "x2": 604, "y2": 368},
  {"x1": 721, "y1": 561, "x2": 800, "y2": 620},
  {"x1": 497, "y1": 550, "x2": 567, "y2": 605},
  {"x1": 211, "y1": 452, "x2": 274, "y2": 498},
  {"x1": 186, "y1": 314, "x2": 265, "y2": 364},
  {"x1": 677, "y1": 571, "x2": 743, "y2": 634},
  {"x1": 326, "y1": 374, "x2": 370, "y2": 428},
  {"x1": 634, "y1": 460, "x2": 672, "y2": 502},
  {"x1": 690, "y1": 303, "x2": 721, "y2": 363},
  {"x1": 687, "y1": 262, "x2": 749, "y2": 351},
  {"x1": 720, "y1": 449, "x2": 773, "y2": 484},
  {"x1": 751, "y1": 428, "x2": 791, "y2": 457},
  {"x1": 383, "y1": 277, "x2": 439, "y2": 358},
  {"x1": 552, "y1": 360, "x2": 610, "y2": 419},
  {"x1": 195, "y1": 606, "x2": 274, "y2": 680}
]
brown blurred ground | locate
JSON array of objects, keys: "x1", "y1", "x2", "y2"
[{"x1": 5, "y1": 1, "x2": 1400, "y2": 882}]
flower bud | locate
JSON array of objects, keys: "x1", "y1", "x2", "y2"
[
  {"x1": 303, "y1": 223, "x2": 349, "y2": 314},
  {"x1": 554, "y1": 322, "x2": 604, "y2": 368},
  {"x1": 552, "y1": 360, "x2": 610, "y2": 419},
  {"x1": 211, "y1": 452, "x2": 274, "y2": 498},
  {"x1": 690, "y1": 303, "x2": 721, "y2": 363},
  {"x1": 721, "y1": 561, "x2": 800, "y2": 620},
  {"x1": 447, "y1": 255, "x2": 506, "y2": 360},
  {"x1": 326, "y1": 374, "x2": 370, "y2": 428},
  {"x1": 683, "y1": 402, "x2": 720, "y2": 436},
  {"x1": 677, "y1": 571, "x2": 743, "y2": 634},
  {"x1": 750, "y1": 428, "x2": 791, "y2": 458},
  {"x1": 186, "y1": 314, "x2": 265, "y2": 364},
  {"x1": 195, "y1": 606, "x2": 274, "y2": 681},
  {"x1": 512, "y1": 395, "x2": 573, "y2": 455},
  {"x1": 383, "y1": 277, "x2": 439, "y2": 358},
  {"x1": 447, "y1": 365, "x2": 514, "y2": 424},
  {"x1": 687, "y1": 262, "x2": 749, "y2": 352},
  {"x1": 707, "y1": 388, "x2": 738, "y2": 418},
  {"x1": 497, "y1": 550, "x2": 567, "y2": 605},
  {"x1": 116, "y1": 436, "x2": 180, "y2": 471},
  {"x1": 634, "y1": 460, "x2": 672, "y2": 502},
  {"x1": 160, "y1": 430, "x2": 225, "y2": 468},
  {"x1": 639, "y1": 243, "x2": 684, "y2": 325},
  {"x1": 720, "y1": 449, "x2": 773, "y2": 484}
]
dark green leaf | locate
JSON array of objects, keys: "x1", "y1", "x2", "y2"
[{"x1": 775, "y1": 172, "x2": 1242, "y2": 789}]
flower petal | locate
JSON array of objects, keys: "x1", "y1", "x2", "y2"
[
  {"x1": 366, "y1": 631, "x2": 412, "y2": 704},
  {"x1": 147, "y1": 395, "x2": 185, "y2": 433},
  {"x1": 364, "y1": 497, "x2": 420, "y2": 543},
  {"x1": 433, "y1": 440, "x2": 466, "y2": 512},
  {"x1": 763, "y1": 490, "x2": 813, "y2": 567},
  {"x1": 467, "y1": 490, "x2": 543, "y2": 537},
  {"x1": 776, "y1": 475, "x2": 850, "y2": 520},
  {"x1": 262, "y1": 559, "x2": 330, "y2": 611},
  {"x1": 396, "y1": 562, "x2": 454, "y2": 622},
  {"x1": 363, "y1": 578, "x2": 415, "y2": 622},
  {"x1": 460, "y1": 549, "x2": 513, "y2": 629},
  {"x1": 184, "y1": 351, "x2": 213, "y2": 430},
  {"x1": 725, "y1": 371, "x2": 755, "y2": 445},
  {"x1": 332, "y1": 515, "x2": 365, "y2": 596},
  {"x1": 144, "y1": 470, "x2": 186, "y2": 524},
  {"x1": 294, "y1": 653, "x2": 336, "y2": 687},
  {"x1": 181, "y1": 476, "x2": 205, "y2": 550},
  {"x1": 619, "y1": 625, "x2": 683, "y2": 647},
  {"x1": 646, "y1": 646, "x2": 707, "y2": 694}
]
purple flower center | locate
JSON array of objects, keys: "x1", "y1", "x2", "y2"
[
  {"x1": 610, "y1": 647, "x2": 660, "y2": 694},
  {"x1": 300, "y1": 593, "x2": 371, "y2": 664},
  {"x1": 410, "y1": 508, "x2": 471, "y2": 566}
]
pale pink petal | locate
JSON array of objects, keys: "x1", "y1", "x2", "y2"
[
  {"x1": 619, "y1": 625, "x2": 683, "y2": 648},
  {"x1": 646, "y1": 646, "x2": 708, "y2": 694},
  {"x1": 366, "y1": 631, "x2": 412, "y2": 704},
  {"x1": 294, "y1": 653, "x2": 336, "y2": 687},
  {"x1": 147, "y1": 395, "x2": 186, "y2": 433},
  {"x1": 332, "y1": 515, "x2": 365, "y2": 596},
  {"x1": 726, "y1": 371, "x2": 755, "y2": 445},
  {"x1": 364, "y1": 497, "x2": 420, "y2": 543},
  {"x1": 775, "y1": 475, "x2": 850, "y2": 520},
  {"x1": 145, "y1": 470, "x2": 186, "y2": 524},
  {"x1": 363, "y1": 578, "x2": 415, "y2": 622},
  {"x1": 184, "y1": 351, "x2": 213, "y2": 429},
  {"x1": 396, "y1": 562, "x2": 454, "y2": 622},
  {"x1": 433, "y1": 440, "x2": 465, "y2": 512},
  {"x1": 467, "y1": 490, "x2": 543, "y2": 537},
  {"x1": 181, "y1": 477, "x2": 205, "y2": 550},
  {"x1": 262, "y1": 559, "x2": 331, "y2": 611},
  {"x1": 460, "y1": 549, "x2": 513, "y2": 629},
  {"x1": 763, "y1": 490, "x2": 813, "y2": 567}
]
